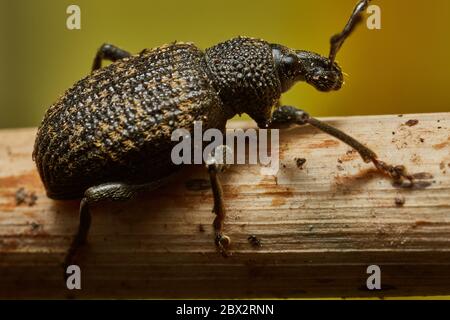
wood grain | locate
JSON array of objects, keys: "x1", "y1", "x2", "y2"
[{"x1": 0, "y1": 113, "x2": 449, "y2": 298}]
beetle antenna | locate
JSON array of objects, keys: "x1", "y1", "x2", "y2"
[{"x1": 329, "y1": 0, "x2": 372, "y2": 65}]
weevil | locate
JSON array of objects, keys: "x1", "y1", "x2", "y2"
[{"x1": 33, "y1": 0, "x2": 416, "y2": 272}]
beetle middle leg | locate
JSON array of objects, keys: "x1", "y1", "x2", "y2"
[
  {"x1": 92, "y1": 43, "x2": 131, "y2": 71},
  {"x1": 266, "y1": 105, "x2": 414, "y2": 185},
  {"x1": 63, "y1": 180, "x2": 166, "y2": 276},
  {"x1": 207, "y1": 163, "x2": 231, "y2": 256},
  {"x1": 205, "y1": 146, "x2": 232, "y2": 257}
]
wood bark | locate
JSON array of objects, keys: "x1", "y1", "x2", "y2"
[{"x1": 0, "y1": 113, "x2": 449, "y2": 298}]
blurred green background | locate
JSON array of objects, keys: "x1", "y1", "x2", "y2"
[{"x1": 1, "y1": 0, "x2": 449, "y2": 128}]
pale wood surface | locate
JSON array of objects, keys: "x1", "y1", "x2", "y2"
[{"x1": 0, "y1": 113, "x2": 449, "y2": 298}]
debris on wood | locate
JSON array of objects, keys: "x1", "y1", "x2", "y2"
[
  {"x1": 294, "y1": 158, "x2": 306, "y2": 169},
  {"x1": 405, "y1": 119, "x2": 419, "y2": 127},
  {"x1": 247, "y1": 235, "x2": 262, "y2": 248},
  {"x1": 15, "y1": 187, "x2": 37, "y2": 206},
  {"x1": 395, "y1": 196, "x2": 406, "y2": 207}
]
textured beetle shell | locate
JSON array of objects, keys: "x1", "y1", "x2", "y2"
[{"x1": 34, "y1": 43, "x2": 227, "y2": 199}]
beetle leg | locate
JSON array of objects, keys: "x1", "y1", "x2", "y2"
[
  {"x1": 63, "y1": 180, "x2": 165, "y2": 277},
  {"x1": 207, "y1": 163, "x2": 231, "y2": 257},
  {"x1": 265, "y1": 105, "x2": 415, "y2": 186},
  {"x1": 92, "y1": 43, "x2": 131, "y2": 71},
  {"x1": 205, "y1": 145, "x2": 233, "y2": 257}
]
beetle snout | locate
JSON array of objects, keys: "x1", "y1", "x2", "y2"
[
  {"x1": 307, "y1": 63, "x2": 343, "y2": 92},
  {"x1": 328, "y1": 67, "x2": 344, "y2": 91}
]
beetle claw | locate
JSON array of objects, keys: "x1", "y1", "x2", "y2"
[
  {"x1": 215, "y1": 234, "x2": 231, "y2": 257},
  {"x1": 372, "y1": 159, "x2": 414, "y2": 186}
]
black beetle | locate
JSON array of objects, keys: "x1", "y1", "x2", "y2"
[{"x1": 33, "y1": 0, "x2": 414, "y2": 271}]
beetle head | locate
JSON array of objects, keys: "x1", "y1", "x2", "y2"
[{"x1": 272, "y1": 44, "x2": 343, "y2": 93}]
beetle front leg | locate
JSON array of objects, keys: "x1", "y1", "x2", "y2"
[
  {"x1": 264, "y1": 105, "x2": 415, "y2": 186},
  {"x1": 92, "y1": 43, "x2": 131, "y2": 71}
]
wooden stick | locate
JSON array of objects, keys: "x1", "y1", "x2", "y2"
[{"x1": 0, "y1": 113, "x2": 449, "y2": 298}]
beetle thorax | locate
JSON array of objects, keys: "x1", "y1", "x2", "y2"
[{"x1": 205, "y1": 37, "x2": 281, "y2": 126}]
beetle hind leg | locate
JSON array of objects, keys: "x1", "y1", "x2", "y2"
[{"x1": 63, "y1": 180, "x2": 165, "y2": 278}]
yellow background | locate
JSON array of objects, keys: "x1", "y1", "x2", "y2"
[{"x1": 1, "y1": 0, "x2": 449, "y2": 128}]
